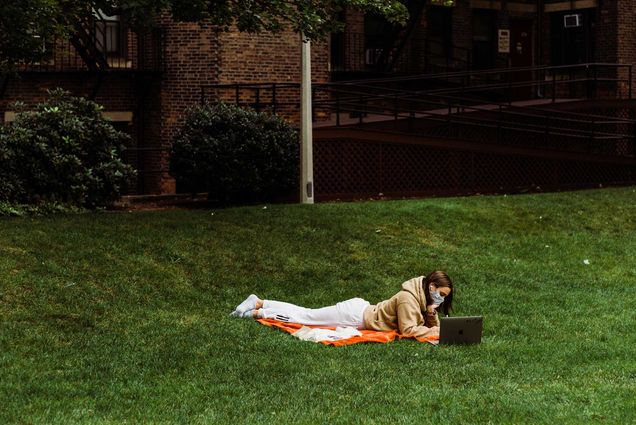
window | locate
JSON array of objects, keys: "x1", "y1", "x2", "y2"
[
  {"x1": 363, "y1": 13, "x2": 395, "y2": 68},
  {"x1": 23, "y1": 29, "x2": 54, "y2": 66},
  {"x1": 550, "y1": 10, "x2": 595, "y2": 66},
  {"x1": 93, "y1": 11, "x2": 125, "y2": 57},
  {"x1": 428, "y1": 6, "x2": 453, "y2": 61}
]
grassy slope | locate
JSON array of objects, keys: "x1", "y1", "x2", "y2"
[{"x1": 1, "y1": 187, "x2": 635, "y2": 424}]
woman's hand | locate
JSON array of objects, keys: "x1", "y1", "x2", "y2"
[{"x1": 425, "y1": 305, "x2": 437, "y2": 317}]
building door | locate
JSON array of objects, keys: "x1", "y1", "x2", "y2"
[
  {"x1": 510, "y1": 19, "x2": 533, "y2": 100},
  {"x1": 472, "y1": 9, "x2": 497, "y2": 70},
  {"x1": 427, "y1": 6, "x2": 453, "y2": 70}
]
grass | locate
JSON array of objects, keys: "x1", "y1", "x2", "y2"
[{"x1": 1, "y1": 187, "x2": 635, "y2": 424}]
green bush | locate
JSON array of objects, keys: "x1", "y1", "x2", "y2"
[
  {"x1": 0, "y1": 201, "x2": 83, "y2": 217},
  {"x1": 170, "y1": 103, "x2": 299, "y2": 204},
  {"x1": 0, "y1": 127, "x2": 15, "y2": 201},
  {"x1": 0, "y1": 89, "x2": 135, "y2": 208}
]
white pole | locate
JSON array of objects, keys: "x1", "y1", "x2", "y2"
[{"x1": 300, "y1": 33, "x2": 314, "y2": 204}]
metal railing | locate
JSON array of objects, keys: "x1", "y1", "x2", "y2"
[
  {"x1": 201, "y1": 63, "x2": 632, "y2": 110},
  {"x1": 331, "y1": 32, "x2": 471, "y2": 75},
  {"x1": 200, "y1": 63, "x2": 636, "y2": 158},
  {"x1": 315, "y1": 86, "x2": 635, "y2": 156},
  {"x1": 200, "y1": 82, "x2": 303, "y2": 116},
  {"x1": 15, "y1": 21, "x2": 164, "y2": 73},
  {"x1": 331, "y1": 63, "x2": 633, "y2": 103}
]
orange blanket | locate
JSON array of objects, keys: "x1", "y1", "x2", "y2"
[{"x1": 257, "y1": 319, "x2": 439, "y2": 346}]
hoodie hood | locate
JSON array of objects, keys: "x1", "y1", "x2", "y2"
[
  {"x1": 362, "y1": 275, "x2": 441, "y2": 338},
  {"x1": 401, "y1": 276, "x2": 427, "y2": 311}
]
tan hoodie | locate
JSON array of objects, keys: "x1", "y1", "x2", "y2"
[{"x1": 362, "y1": 276, "x2": 440, "y2": 338}]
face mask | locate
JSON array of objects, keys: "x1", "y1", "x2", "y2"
[{"x1": 429, "y1": 285, "x2": 445, "y2": 306}]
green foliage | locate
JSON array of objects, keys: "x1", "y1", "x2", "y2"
[
  {"x1": 105, "y1": 0, "x2": 408, "y2": 38},
  {"x1": 0, "y1": 127, "x2": 14, "y2": 201},
  {"x1": 0, "y1": 0, "x2": 66, "y2": 72},
  {"x1": 1, "y1": 1, "x2": 408, "y2": 68},
  {"x1": 170, "y1": 103, "x2": 299, "y2": 204},
  {"x1": 0, "y1": 201, "x2": 84, "y2": 217},
  {"x1": 0, "y1": 89, "x2": 134, "y2": 208}
]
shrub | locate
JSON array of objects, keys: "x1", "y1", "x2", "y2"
[
  {"x1": 0, "y1": 127, "x2": 16, "y2": 201},
  {"x1": 170, "y1": 103, "x2": 299, "y2": 204},
  {"x1": 0, "y1": 89, "x2": 135, "y2": 208},
  {"x1": 0, "y1": 201, "x2": 83, "y2": 217}
]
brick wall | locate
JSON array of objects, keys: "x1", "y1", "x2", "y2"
[
  {"x1": 1, "y1": 73, "x2": 137, "y2": 111},
  {"x1": 155, "y1": 19, "x2": 220, "y2": 193},
  {"x1": 616, "y1": 0, "x2": 636, "y2": 98},
  {"x1": 454, "y1": 1, "x2": 473, "y2": 52},
  {"x1": 0, "y1": 74, "x2": 139, "y2": 145},
  {"x1": 215, "y1": 28, "x2": 330, "y2": 122},
  {"x1": 155, "y1": 21, "x2": 329, "y2": 193},
  {"x1": 591, "y1": 1, "x2": 636, "y2": 99},
  {"x1": 343, "y1": 10, "x2": 365, "y2": 72},
  {"x1": 596, "y1": 1, "x2": 618, "y2": 64},
  {"x1": 218, "y1": 30, "x2": 329, "y2": 84}
]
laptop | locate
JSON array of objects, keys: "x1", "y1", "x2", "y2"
[{"x1": 438, "y1": 316, "x2": 483, "y2": 345}]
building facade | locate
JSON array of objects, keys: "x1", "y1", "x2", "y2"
[
  {"x1": 1, "y1": 0, "x2": 635, "y2": 197},
  {"x1": 335, "y1": 0, "x2": 636, "y2": 84},
  {"x1": 0, "y1": 14, "x2": 330, "y2": 195}
]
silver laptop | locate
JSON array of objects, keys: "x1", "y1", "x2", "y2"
[{"x1": 439, "y1": 316, "x2": 483, "y2": 345}]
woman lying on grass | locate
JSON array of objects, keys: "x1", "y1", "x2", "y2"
[{"x1": 231, "y1": 271, "x2": 453, "y2": 338}]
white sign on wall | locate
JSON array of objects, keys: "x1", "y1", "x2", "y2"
[{"x1": 498, "y1": 29, "x2": 510, "y2": 53}]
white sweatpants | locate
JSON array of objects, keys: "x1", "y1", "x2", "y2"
[{"x1": 258, "y1": 297, "x2": 370, "y2": 329}]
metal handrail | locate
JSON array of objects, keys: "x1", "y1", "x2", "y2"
[
  {"x1": 312, "y1": 86, "x2": 634, "y2": 136},
  {"x1": 331, "y1": 62, "x2": 632, "y2": 90},
  {"x1": 200, "y1": 73, "x2": 636, "y2": 126},
  {"x1": 311, "y1": 104, "x2": 632, "y2": 158},
  {"x1": 200, "y1": 63, "x2": 636, "y2": 157},
  {"x1": 203, "y1": 63, "x2": 632, "y2": 104},
  {"x1": 16, "y1": 19, "x2": 164, "y2": 73},
  {"x1": 331, "y1": 32, "x2": 471, "y2": 74},
  {"x1": 360, "y1": 62, "x2": 632, "y2": 79},
  {"x1": 318, "y1": 81, "x2": 636, "y2": 124}
]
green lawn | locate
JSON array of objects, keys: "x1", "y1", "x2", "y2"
[{"x1": 1, "y1": 187, "x2": 635, "y2": 424}]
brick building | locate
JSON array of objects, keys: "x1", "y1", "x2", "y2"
[
  {"x1": 1, "y1": 0, "x2": 635, "y2": 198},
  {"x1": 335, "y1": 0, "x2": 636, "y2": 79},
  {"x1": 0, "y1": 14, "x2": 330, "y2": 195}
]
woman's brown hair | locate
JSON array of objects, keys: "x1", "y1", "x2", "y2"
[{"x1": 424, "y1": 270, "x2": 454, "y2": 316}]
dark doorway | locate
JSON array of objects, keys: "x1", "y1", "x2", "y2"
[
  {"x1": 472, "y1": 9, "x2": 497, "y2": 70},
  {"x1": 510, "y1": 19, "x2": 533, "y2": 100},
  {"x1": 331, "y1": 32, "x2": 345, "y2": 72},
  {"x1": 427, "y1": 6, "x2": 453, "y2": 69}
]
